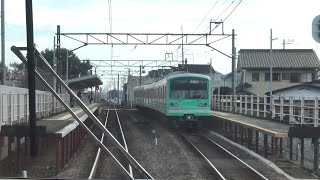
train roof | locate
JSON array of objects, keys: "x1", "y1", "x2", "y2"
[
  {"x1": 165, "y1": 71, "x2": 211, "y2": 80},
  {"x1": 134, "y1": 72, "x2": 210, "y2": 90}
]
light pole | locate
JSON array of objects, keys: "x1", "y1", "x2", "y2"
[
  {"x1": 66, "y1": 51, "x2": 69, "y2": 85},
  {"x1": 269, "y1": 28, "x2": 278, "y2": 115},
  {"x1": 66, "y1": 51, "x2": 72, "y2": 86}
]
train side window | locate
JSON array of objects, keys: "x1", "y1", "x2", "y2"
[
  {"x1": 164, "y1": 85, "x2": 166, "y2": 102},
  {"x1": 162, "y1": 85, "x2": 164, "y2": 99}
]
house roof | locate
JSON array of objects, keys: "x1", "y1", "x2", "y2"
[
  {"x1": 238, "y1": 49, "x2": 320, "y2": 70},
  {"x1": 221, "y1": 70, "x2": 241, "y2": 79},
  {"x1": 266, "y1": 80, "x2": 320, "y2": 95}
]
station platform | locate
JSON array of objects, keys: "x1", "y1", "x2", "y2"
[
  {"x1": 0, "y1": 102, "x2": 103, "y2": 177},
  {"x1": 210, "y1": 110, "x2": 290, "y2": 161},
  {"x1": 1, "y1": 103, "x2": 102, "y2": 138},
  {"x1": 210, "y1": 110, "x2": 319, "y2": 179},
  {"x1": 212, "y1": 111, "x2": 289, "y2": 138},
  {"x1": 45, "y1": 103, "x2": 102, "y2": 138}
]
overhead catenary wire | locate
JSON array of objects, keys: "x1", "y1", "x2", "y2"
[
  {"x1": 179, "y1": 0, "x2": 236, "y2": 58},
  {"x1": 179, "y1": 0, "x2": 221, "y2": 61},
  {"x1": 198, "y1": 0, "x2": 233, "y2": 34},
  {"x1": 210, "y1": 0, "x2": 243, "y2": 33},
  {"x1": 182, "y1": 0, "x2": 243, "y2": 57},
  {"x1": 107, "y1": 0, "x2": 114, "y2": 88},
  {"x1": 191, "y1": 0, "x2": 220, "y2": 34}
]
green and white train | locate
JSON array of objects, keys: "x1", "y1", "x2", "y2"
[{"x1": 134, "y1": 71, "x2": 211, "y2": 127}]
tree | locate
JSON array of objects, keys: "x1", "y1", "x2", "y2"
[
  {"x1": 9, "y1": 48, "x2": 93, "y2": 89},
  {"x1": 0, "y1": 63, "x2": 9, "y2": 84},
  {"x1": 38, "y1": 48, "x2": 93, "y2": 79},
  {"x1": 10, "y1": 62, "x2": 24, "y2": 80}
]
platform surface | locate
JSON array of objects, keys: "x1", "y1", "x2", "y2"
[
  {"x1": 212, "y1": 111, "x2": 290, "y2": 137},
  {"x1": 34, "y1": 103, "x2": 101, "y2": 135},
  {"x1": 45, "y1": 103, "x2": 100, "y2": 121}
]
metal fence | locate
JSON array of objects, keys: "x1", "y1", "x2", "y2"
[
  {"x1": 0, "y1": 92, "x2": 70, "y2": 126},
  {"x1": 212, "y1": 95, "x2": 320, "y2": 127}
]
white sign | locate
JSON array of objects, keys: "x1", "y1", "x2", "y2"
[{"x1": 312, "y1": 15, "x2": 320, "y2": 43}]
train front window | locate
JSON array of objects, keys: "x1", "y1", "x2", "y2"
[{"x1": 170, "y1": 78, "x2": 208, "y2": 99}]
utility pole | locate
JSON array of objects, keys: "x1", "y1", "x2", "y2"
[
  {"x1": 270, "y1": 29, "x2": 274, "y2": 116},
  {"x1": 66, "y1": 50, "x2": 69, "y2": 85},
  {"x1": 231, "y1": 29, "x2": 236, "y2": 111},
  {"x1": 210, "y1": 58, "x2": 212, "y2": 99},
  {"x1": 1, "y1": 0, "x2": 5, "y2": 85},
  {"x1": 117, "y1": 74, "x2": 119, "y2": 105},
  {"x1": 139, "y1": 65, "x2": 142, "y2": 85},
  {"x1": 53, "y1": 36, "x2": 56, "y2": 92},
  {"x1": 282, "y1": 39, "x2": 293, "y2": 49},
  {"x1": 56, "y1": 25, "x2": 61, "y2": 93},
  {"x1": 181, "y1": 26, "x2": 184, "y2": 64},
  {"x1": 25, "y1": 0, "x2": 37, "y2": 156}
]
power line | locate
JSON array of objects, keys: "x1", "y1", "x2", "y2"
[
  {"x1": 211, "y1": 0, "x2": 243, "y2": 33},
  {"x1": 185, "y1": 0, "x2": 243, "y2": 55},
  {"x1": 181, "y1": 0, "x2": 234, "y2": 57},
  {"x1": 192, "y1": 0, "x2": 220, "y2": 34},
  {"x1": 212, "y1": 0, "x2": 234, "y2": 23},
  {"x1": 221, "y1": 0, "x2": 243, "y2": 23},
  {"x1": 197, "y1": 0, "x2": 230, "y2": 34}
]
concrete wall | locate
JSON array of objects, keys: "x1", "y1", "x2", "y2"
[{"x1": 243, "y1": 70, "x2": 313, "y2": 96}]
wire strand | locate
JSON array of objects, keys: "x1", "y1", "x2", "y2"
[{"x1": 192, "y1": 0, "x2": 220, "y2": 34}]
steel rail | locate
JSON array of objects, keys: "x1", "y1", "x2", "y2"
[
  {"x1": 13, "y1": 48, "x2": 134, "y2": 178},
  {"x1": 11, "y1": 46, "x2": 153, "y2": 179},
  {"x1": 181, "y1": 134, "x2": 226, "y2": 180},
  {"x1": 114, "y1": 105, "x2": 133, "y2": 177},
  {"x1": 88, "y1": 105, "x2": 111, "y2": 179},
  {"x1": 202, "y1": 135, "x2": 268, "y2": 180}
]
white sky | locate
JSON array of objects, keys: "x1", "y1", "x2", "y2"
[{"x1": 4, "y1": 0, "x2": 320, "y2": 88}]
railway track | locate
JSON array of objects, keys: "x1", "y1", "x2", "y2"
[
  {"x1": 181, "y1": 132, "x2": 268, "y2": 180},
  {"x1": 88, "y1": 104, "x2": 135, "y2": 179}
]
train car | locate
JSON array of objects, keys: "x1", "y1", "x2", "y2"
[{"x1": 134, "y1": 71, "x2": 211, "y2": 128}]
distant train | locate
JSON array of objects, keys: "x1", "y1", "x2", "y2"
[{"x1": 134, "y1": 71, "x2": 211, "y2": 128}]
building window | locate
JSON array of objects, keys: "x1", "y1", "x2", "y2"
[
  {"x1": 282, "y1": 73, "x2": 289, "y2": 80},
  {"x1": 273, "y1": 73, "x2": 281, "y2": 81},
  {"x1": 290, "y1": 73, "x2": 300, "y2": 83},
  {"x1": 265, "y1": 73, "x2": 270, "y2": 81},
  {"x1": 252, "y1": 72, "x2": 259, "y2": 81},
  {"x1": 302, "y1": 73, "x2": 312, "y2": 82},
  {"x1": 265, "y1": 73, "x2": 281, "y2": 81}
]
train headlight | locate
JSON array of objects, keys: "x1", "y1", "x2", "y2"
[
  {"x1": 171, "y1": 102, "x2": 179, "y2": 107},
  {"x1": 199, "y1": 102, "x2": 208, "y2": 107}
]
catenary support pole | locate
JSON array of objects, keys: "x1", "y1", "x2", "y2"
[
  {"x1": 139, "y1": 65, "x2": 141, "y2": 85},
  {"x1": 57, "y1": 25, "x2": 61, "y2": 93},
  {"x1": 25, "y1": 0, "x2": 37, "y2": 157},
  {"x1": 117, "y1": 74, "x2": 119, "y2": 105},
  {"x1": 1, "y1": 0, "x2": 5, "y2": 85},
  {"x1": 231, "y1": 29, "x2": 236, "y2": 111}
]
